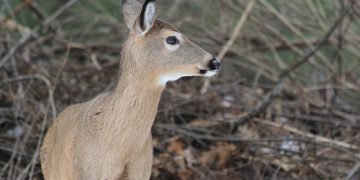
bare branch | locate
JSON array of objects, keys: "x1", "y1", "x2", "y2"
[
  {"x1": 228, "y1": 4, "x2": 354, "y2": 133},
  {"x1": 0, "y1": 0, "x2": 79, "y2": 68}
]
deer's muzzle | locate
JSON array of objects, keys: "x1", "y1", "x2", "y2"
[{"x1": 208, "y1": 57, "x2": 221, "y2": 71}]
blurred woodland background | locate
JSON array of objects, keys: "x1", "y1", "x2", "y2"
[{"x1": 1, "y1": 0, "x2": 360, "y2": 179}]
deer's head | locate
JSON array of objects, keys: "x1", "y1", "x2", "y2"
[{"x1": 121, "y1": 0, "x2": 221, "y2": 86}]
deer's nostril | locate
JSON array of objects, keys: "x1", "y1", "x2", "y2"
[{"x1": 209, "y1": 58, "x2": 221, "y2": 71}]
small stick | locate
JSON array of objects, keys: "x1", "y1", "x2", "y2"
[
  {"x1": 0, "y1": 75, "x2": 57, "y2": 119},
  {"x1": 1, "y1": 0, "x2": 33, "y2": 23},
  {"x1": 254, "y1": 118, "x2": 360, "y2": 150},
  {"x1": 228, "y1": 4, "x2": 354, "y2": 133},
  {"x1": 201, "y1": 0, "x2": 257, "y2": 94},
  {"x1": 0, "y1": 0, "x2": 79, "y2": 68},
  {"x1": 346, "y1": 162, "x2": 360, "y2": 180}
]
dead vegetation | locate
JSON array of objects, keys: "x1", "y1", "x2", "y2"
[{"x1": 1, "y1": 0, "x2": 360, "y2": 179}]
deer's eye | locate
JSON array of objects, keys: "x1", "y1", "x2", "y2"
[{"x1": 166, "y1": 36, "x2": 179, "y2": 45}]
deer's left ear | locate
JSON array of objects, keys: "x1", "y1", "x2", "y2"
[{"x1": 138, "y1": 0, "x2": 157, "y2": 35}]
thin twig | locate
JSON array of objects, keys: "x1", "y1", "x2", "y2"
[
  {"x1": 346, "y1": 162, "x2": 360, "y2": 180},
  {"x1": 0, "y1": 75, "x2": 57, "y2": 119},
  {"x1": 279, "y1": 5, "x2": 352, "y2": 79},
  {"x1": 1, "y1": 0, "x2": 33, "y2": 22},
  {"x1": 156, "y1": 123, "x2": 360, "y2": 162},
  {"x1": 0, "y1": 0, "x2": 79, "y2": 68},
  {"x1": 17, "y1": 105, "x2": 49, "y2": 180},
  {"x1": 228, "y1": 4, "x2": 354, "y2": 133},
  {"x1": 201, "y1": 0, "x2": 257, "y2": 94},
  {"x1": 217, "y1": 0, "x2": 257, "y2": 60},
  {"x1": 254, "y1": 119, "x2": 360, "y2": 150}
]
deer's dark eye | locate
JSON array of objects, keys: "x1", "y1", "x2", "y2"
[{"x1": 166, "y1": 36, "x2": 179, "y2": 45}]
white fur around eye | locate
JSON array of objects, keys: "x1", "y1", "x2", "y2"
[
  {"x1": 164, "y1": 32, "x2": 183, "y2": 51},
  {"x1": 165, "y1": 42, "x2": 179, "y2": 51}
]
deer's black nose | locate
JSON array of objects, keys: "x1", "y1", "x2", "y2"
[{"x1": 209, "y1": 58, "x2": 221, "y2": 71}]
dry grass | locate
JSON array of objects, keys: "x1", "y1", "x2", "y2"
[{"x1": 1, "y1": 0, "x2": 360, "y2": 179}]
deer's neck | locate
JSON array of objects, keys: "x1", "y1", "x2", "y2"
[{"x1": 107, "y1": 50, "x2": 164, "y2": 138}]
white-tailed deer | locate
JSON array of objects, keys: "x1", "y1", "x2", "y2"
[{"x1": 40, "y1": 0, "x2": 221, "y2": 179}]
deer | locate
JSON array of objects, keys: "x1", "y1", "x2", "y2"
[{"x1": 40, "y1": 0, "x2": 221, "y2": 179}]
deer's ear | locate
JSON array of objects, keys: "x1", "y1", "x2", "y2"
[
  {"x1": 138, "y1": 0, "x2": 157, "y2": 35},
  {"x1": 121, "y1": 0, "x2": 142, "y2": 30}
]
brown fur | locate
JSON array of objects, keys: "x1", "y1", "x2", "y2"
[{"x1": 40, "y1": 1, "x2": 217, "y2": 179}]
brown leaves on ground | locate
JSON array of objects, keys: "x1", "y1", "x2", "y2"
[
  {"x1": 199, "y1": 142, "x2": 236, "y2": 168},
  {"x1": 153, "y1": 136, "x2": 240, "y2": 180}
]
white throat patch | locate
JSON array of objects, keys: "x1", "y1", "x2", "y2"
[
  {"x1": 157, "y1": 73, "x2": 192, "y2": 86},
  {"x1": 157, "y1": 70, "x2": 217, "y2": 86},
  {"x1": 204, "y1": 71, "x2": 217, "y2": 77}
]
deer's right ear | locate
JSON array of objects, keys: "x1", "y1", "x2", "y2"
[
  {"x1": 121, "y1": 0, "x2": 142, "y2": 30},
  {"x1": 138, "y1": 0, "x2": 156, "y2": 35}
]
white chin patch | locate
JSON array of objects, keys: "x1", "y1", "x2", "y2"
[
  {"x1": 157, "y1": 73, "x2": 193, "y2": 86},
  {"x1": 157, "y1": 71, "x2": 218, "y2": 86},
  {"x1": 204, "y1": 71, "x2": 217, "y2": 77}
]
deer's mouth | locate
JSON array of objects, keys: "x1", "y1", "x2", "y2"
[
  {"x1": 198, "y1": 69, "x2": 218, "y2": 77},
  {"x1": 197, "y1": 57, "x2": 221, "y2": 77},
  {"x1": 199, "y1": 69, "x2": 208, "y2": 74}
]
